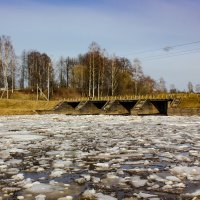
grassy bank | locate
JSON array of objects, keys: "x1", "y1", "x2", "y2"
[
  {"x1": 0, "y1": 99, "x2": 59, "y2": 115},
  {"x1": 0, "y1": 93, "x2": 199, "y2": 115},
  {"x1": 179, "y1": 96, "x2": 200, "y2": 108}
]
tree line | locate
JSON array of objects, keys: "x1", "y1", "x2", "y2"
[{"x1": 0, "y1": 35, "x2": 199, "y2": 99}]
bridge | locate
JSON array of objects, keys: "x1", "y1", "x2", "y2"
[{"x1": 50, "y1": 94, "x2": 179, "y2": 115}]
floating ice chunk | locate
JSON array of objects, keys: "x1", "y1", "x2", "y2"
[
  {"x1": 106, "y1": 173, "x2": 118, "y2": 179},
  {"x1": 0, "y1": 164, "x2": 8, "y2": 172},
  {"x1": 0, "y1": 150, "x2": 10, "y2": 159},
  {"x1": 176, "y1": 144, "x2": 190, "y2": 151},
  {"x1": 175, "y1": 155, "x2": 191, "y2": 162},
  {"x1": 53, "y1": 160, "x2": 72, "y2": 168},
  {"x1": 81, "y1": 174, "x2": 91, "y2": 181},
  {"x1": 159, "y1": 152, "x2": 173, "y2": 159},
  {"x1": 0, "y1": 159, "x2": 4, "y2": 165},
  {"x1": 6, "y1": 167, "x2": 20, "y2": 175},
  {"x1": 174, "y1": 183, "x2": 185, "y2": 188},
  {"x1": 96, "y1": 193, "x2": 117, "y2": 200},
  {"x1": 35, "y1": 194, "x2": 46, "y2": 200},
  {"x1": 148, "y1": 174, "x2": 165, "y2": 183},
  {"x1": 65, "y1": 197, "x2": 73, "y2": 200},
  {"x1": 137, "y1": 192, "x2": 158, "y2": 198},
  {"x1": 17, "y1": 196, "x2": 24, "y2": 200},
  {"x1": 171, "y1": 166, "x2": 200, "y2": 180},
  {"x1": 6, "y1": 159, "x2": 22, "y2": 166},
  {"x1": 26, "y1": 182, "x2": 63, "y2": 194},
  {"x1": 182, "y1": 189, "x2": 200, "y2": 198},
  {"x1": 2, "y1": 187, "x2": 21, "y2": 193},
  {"x1": 50, "y1": 168, "x2": 65, "y2": 177},
  {"x1": 189, "y1": 150, "x2": 199, "y2": 157},
  {"x1": 9, "y1": 148, "x2": 25, "y2": 153},
  {"x1": 37, "y1": 167, "x2": 45, "y2": 172},
  {"x1": 166, "y1": 175, "x2": 181, "y2": 182},
  {"x1": 75, "y1": 177, "x2": 86, "y2": 184},
  {"x1": 6, "y1": 134, "x2": 46, "y2": 141},
  {"x1": 46, "y1": 151, "x2": 65, "y2": 157},
  {"x1": 12, "y1": 173, "x2": 24, "y2": 181},
  {"x1": 82, "y1": 189, "x2": 96, "y2": 199},
  {"x1": 162, "y1": 184, "x2": 172, "y2": 190},
  {"x1": 144, "y1": 160, "x2": 150, "y2": 165},
  {"x1": 130, "y1": 176, "x2": 147, "y2": 188},
  {"x1": 95, "y1": 162, "x2": 110, "y2": 169},
  {"x1": 91, "y1": 176, "x2": 100, "y2": 183},
  {"x1": 57, "y1": 197, "x2": 73, "y2": 200},
  {"x1": 23, "y1": 183, "x2": 34, "y2": 189}
]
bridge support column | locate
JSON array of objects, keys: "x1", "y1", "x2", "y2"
[{"x1": 151, "y1": 100, "x2": 168, "y2": 115}]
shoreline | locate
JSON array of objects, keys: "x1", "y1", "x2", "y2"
[
  {"x1": 0, "y1": 108, "x2": 200, "y2": 116},
  {"x1": 0, "y1": 98, "x2": 199, "y2": 116}
]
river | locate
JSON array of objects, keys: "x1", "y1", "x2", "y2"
[{"x1": 0, "y1": 115, "x2": 200, "y2": 200}]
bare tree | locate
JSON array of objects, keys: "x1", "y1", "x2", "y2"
[
  {"x1": 88, "y1": 42, "x2": 100, "y2": 97},
  {"x1": 157, "y1": 77, "x2": 167, "y2": 93},
  {"x1": 188, "y1": 81, "x2": 193, "y2": 93},
  {"x1": 19, "y1": 50, "x2": 28, "y2": 89},
  {"x1": 111, "y1": 56, "x2": 119, "y2": 96},
  {"x1": 0, "y1": 35, "x2": 16, "y2": 99},
  {"x1": 169, "y1": 84, "x2": 177, "y2": 93},
  {"x1": 132, "y1": 58, "x2": 143, "y2": 95},
  {"x1": 195, "y1": 84, "x2": 200, "y2": 93}
]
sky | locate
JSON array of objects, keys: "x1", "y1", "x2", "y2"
[{"x1": 0, "y1": 0, "x2": 200, "y2": 91}]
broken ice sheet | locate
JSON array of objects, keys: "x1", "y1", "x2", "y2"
[{"x1": 0, "y1": 115, "x2": 200, "y2": 199}]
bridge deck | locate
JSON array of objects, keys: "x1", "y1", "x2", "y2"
[{"x1": 64, "y1": 94, "x2": 175, "y2": 102}]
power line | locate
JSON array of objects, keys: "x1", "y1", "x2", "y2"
[
  {"x1": 140, "y1": 47, "x2": 200, "y2": 60},
  {"x1": 120, "y1": 40, "x2": 200, "y2": 56},
  {"x1": 142, "y1": 48, "x2": 200, "y2": 62}
]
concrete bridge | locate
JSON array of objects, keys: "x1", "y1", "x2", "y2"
[{"x1": 50, "y1": 95, "x2": 177, "y2": 115}]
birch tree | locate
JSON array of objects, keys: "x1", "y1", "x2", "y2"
[
  {"x1": 132, "y1": 58, "x2": 143, "y2": 95},
  {"x1": 0, "y1": 35, "x2": 16, "y2": 99}
]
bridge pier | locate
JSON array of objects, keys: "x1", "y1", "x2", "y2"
[
  {"x1": 119, "y1": 100, "x2": 138, "y2": 114},
  {"x1": 52, "y1": 98, "x2": 172, "y2": 115},
  {"x1": 76, "y1": 101, "x2": 106, "y2": 115},
  {"x1": 151, "y1": 100, "x2": 168, "y2": 115},
  {"x1": 103, "y1": 100, "x2": 130, "y2": 115}
]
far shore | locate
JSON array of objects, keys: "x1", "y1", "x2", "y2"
[{"x1": 0, "y1": 97, "x2": 199, "y2": 116}]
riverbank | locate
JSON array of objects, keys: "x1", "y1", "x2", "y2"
[
  {"x1": 0, "y1": 95, "x2": 199, "y2": 115},
  {"x1": 0, "y1": 99, "x2": 59, "y2": 115},
  {"x1": 168, "y1": 96, "x2": 200, "y2": 116}
]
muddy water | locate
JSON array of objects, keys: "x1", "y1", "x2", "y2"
[{"x1": 0, "y1": 115, "x2": 200, "y2": 200}]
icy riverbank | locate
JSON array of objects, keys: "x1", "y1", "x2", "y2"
[{"x1": 0, "y1": 115, "x2": 200, "y2": 200}]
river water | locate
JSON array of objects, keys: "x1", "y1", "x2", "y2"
[{"x1": 0, "y1": 115, "x2": 200, "y2": 200}]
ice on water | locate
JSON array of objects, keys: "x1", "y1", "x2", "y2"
[{"x1": 0, "y1": 114, "x2": 200, "y2": 199}]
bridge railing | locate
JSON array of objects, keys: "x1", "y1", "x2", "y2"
[{"x1": 63, "y1": 93, "x2": 199, "y2": 102}]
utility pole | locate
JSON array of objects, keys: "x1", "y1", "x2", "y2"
[
  {"x1": 111, "y1": 55, "x2": 116, "y2": 96},
  {"x1": 47, "y1": 63, "x2": 50, "y2": 101},
  {"x1": 92, "y1": 52, "x2": 95, "y2": 98},
  {"x1": 37, "y1": 84, "x2": 39, "y2": 101},
  {"x1": 89, "y1": 54, "x2": 91, "y2": 97}
]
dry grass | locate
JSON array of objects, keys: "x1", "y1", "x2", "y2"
[
  {"x1": 0, "y1": 90, "x2": 199, "y2": 115},
  {"x1": 179, "y1": 97, "x2": 200, "y2": 108},
  {"x1": 0, "y1": 99, "x2": 59, "y2": 115}
]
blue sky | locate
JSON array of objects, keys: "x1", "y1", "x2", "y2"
[{"x1": 0, "y1": 0, "x2": 200, "y2": 90}]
